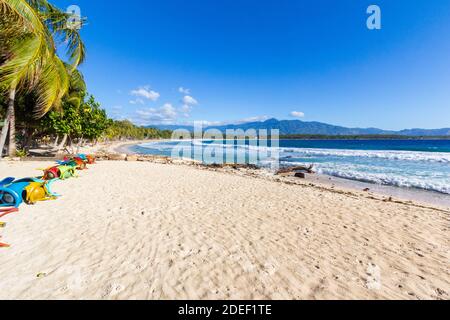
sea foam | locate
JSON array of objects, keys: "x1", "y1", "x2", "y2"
[{"x1": 136, "y1": 140, "x2": 450, "y2": 194}]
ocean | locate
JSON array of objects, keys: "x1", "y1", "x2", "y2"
[{"x1": 130, "y1": 139, "x2": 450, "y2": 195}]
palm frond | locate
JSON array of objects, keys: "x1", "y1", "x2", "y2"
[
  {"x1": 64, "y1": 29, "x2": 86, "y2": 68},
  {"x1": 35, "y1": 2, "x2": 86, "y2": 69},
  {"x1": 0, "y1": 0, "x2": 49, "y2": 40},
  {"x1": 53, "y1": 56, "x2": 69, "y2": 107},
  {"x1": 68, "y1": 67, "x2": 86, "y2": 93},
  {"x1": 0, "y1": 34, "x2": 47, "y2": 89},
  {"x1": 33, "y1": 55, "x2": 68, "y2": 117}
]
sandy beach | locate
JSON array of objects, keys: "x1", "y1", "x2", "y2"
[{"x1": 0, "y1": 157, "x2": 449, "y2": 300}]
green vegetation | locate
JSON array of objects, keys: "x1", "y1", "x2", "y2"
[
  {"x1": 41, "y1": 94, "x2": 111, "y2": 148},
  {"x1": 15, "y1": 148, "x2": 28, "y2": 158},
  {"x1": 106, "y1": 120, "x2": 172, "y2": 141},
  {"x1": 0, "y1": 0, "x2": 170, "y2": 157}
]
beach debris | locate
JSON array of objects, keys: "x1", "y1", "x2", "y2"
[
  {"x1": 294, "y1": 172, "x2": 306, "y2": 179},
  {"x1": 101, "y1": 153, "x2": 201, "y2": 165},
  {"x1": 36, "y1": 272, "x2": 47, "y2": 279},
  {"x1": 90, "y1": 152, "x2": 108, "y2": 161},
  {"x1": 107, "y1": 153, "x2": 127, "y2": 161},
  {"x1": 205, "y1": 163, "x2": 260, "y2": 170},
  {"x1": 226, "y1": 163, "x2": 260, "y2": 170},
  {"x1": 277, "y1": 171, "x2": 294, "y2": 177},
  {"x1": 126, "y1": 155, "x2": 138, "y2": 162},
  {"x1": 171, "y1": 158, "x2": 201, "y2": 165},
  {"x1": 363, "y1": 188, "x2": 370, "y2": 192},
  {"x1": 276, "y1": 164, "x2": 315, "y2": 176},
  {"x1": 0, "y1": 222, "x2": 5, "y2": 228}
]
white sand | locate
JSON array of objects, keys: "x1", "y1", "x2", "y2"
[{"x1": 0, "y1": 160, "x2": 449, "y2": 300}]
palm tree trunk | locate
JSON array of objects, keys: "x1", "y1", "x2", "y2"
[
  {"x1": 0, "y1": 110, "x2": 11, "y2": 157},
  {"x1": 7, "y1": 88, "x2": 17, "y2": 157},
  {"x1": 53, "y1": 135, "x2": 59, "y2": 149},
  {"x1": 0, "y1": 88, "x2": 16, "y2": 158},
  {"x1": 57, "y1": 134, "x2": 68, "y2": 151}
]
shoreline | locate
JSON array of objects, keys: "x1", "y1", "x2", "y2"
[{"x1": 116, "y1": 141, "x2": 450, "y2": 210}]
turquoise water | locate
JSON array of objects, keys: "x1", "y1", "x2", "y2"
[{"x1": 131, "y1": 139, "x2": 450, "y2": 194}]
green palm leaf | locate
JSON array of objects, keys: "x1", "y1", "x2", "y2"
[{"x1": 34, "y1": 55, "x2": 69, "y2": 117}]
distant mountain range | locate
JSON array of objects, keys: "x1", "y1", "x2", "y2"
[{"x1": 150, "y1": 118, "x2": 450, "y2": 136}]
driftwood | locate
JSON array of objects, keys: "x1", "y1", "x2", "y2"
[
  {"x1": 276, "y1": 164, "x2": 315, "y2": 176},
  {"x1": 107, "y1": 153, "x2": 127, "y2": 161},
  {"x1": 137, "y1": 155, "x2": 172, "y2": 163},
  {"x1": 205, "y1": 163, "x2": 260, "y2": 170}
]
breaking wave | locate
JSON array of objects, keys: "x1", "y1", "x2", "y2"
[{"x1": 136, "y1": 140, "x2": 450, "y2": 194}]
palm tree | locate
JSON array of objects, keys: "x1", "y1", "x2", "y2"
[{"x1": 0, "y1": 0, "x2": 85, "y2": 156}]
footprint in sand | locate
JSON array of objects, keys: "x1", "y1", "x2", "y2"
[
  {"x1": 102, "y1": 283, "x2": 125, "y2": 298},
  {"x1": 366, "y1": 263, "x2": 382, "y2": 290}
]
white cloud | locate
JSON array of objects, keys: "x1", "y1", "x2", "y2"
[
  {"x1": 131, "y1": 86, "x2": 160, "y2": 101},
  {"x1": 179, "y1": 104, "x2": 193, "y2": 118},
  {"x1": 136, "y1": 103, "x2": 178, "y2": 124},
  {"x1": 290, "y1": 111, "x2": 305, "y2": 118},
  {"x1": 180, "y1": 105, "x2": 192, "y2": 113},
  {"x1": 179, "y1": 87, "x2": 191, "y2": 94},
  {"x1": 195, "y1": 120, "x2": 226, "y2": 126},
  {"x1": 129, "y1": 98, "x2": 145, "y2": 105},
  {"x1": 182, "y1": 95, "x2": 198, "y2": 106},
  {"x1": 161, "y1": 103, "x2": 177, "y2": 117},
  {"x1": 235, "y1": 115, "x2": 270, "y2": 124},
  {"x1": 177, "y1": 94, "x2": 198, "y2": 118},
  {"x1": 180, "y1": 115, "x2": 270, "y2": 127}
]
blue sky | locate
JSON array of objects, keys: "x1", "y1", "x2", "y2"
[{"x1": 54, "y1": 0, "x2": 450, "y2": 130}]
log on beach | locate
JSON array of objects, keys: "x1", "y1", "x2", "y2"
[{"x1": 276, "y1": 164, "x2": 315, "y2": 176}]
